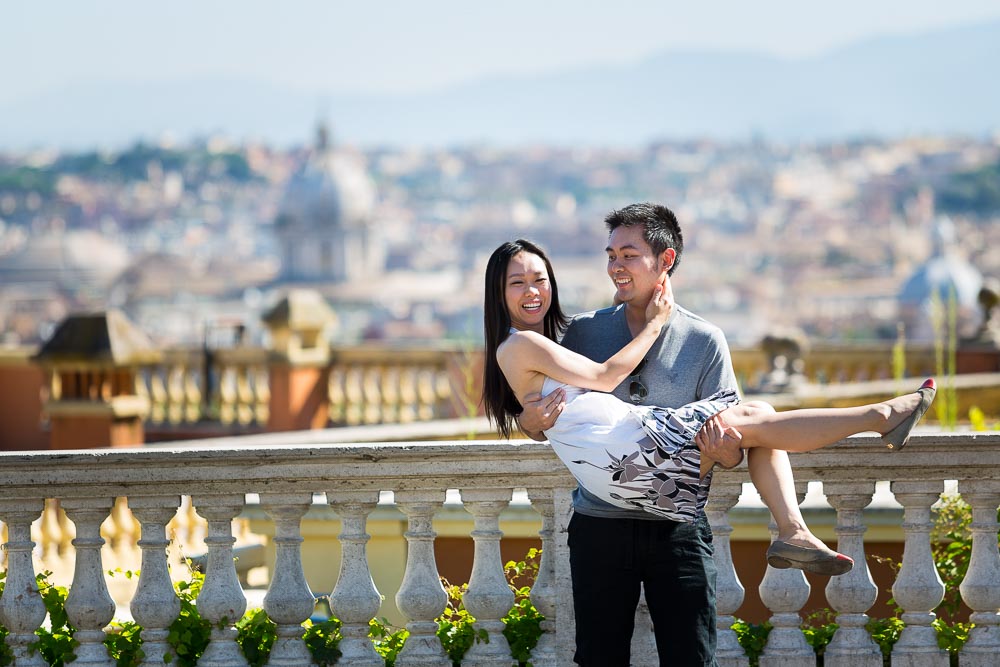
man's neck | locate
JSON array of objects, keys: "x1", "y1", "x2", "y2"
[{"x1": 624, "y1": 302, "x2": 649, "y2": 338}]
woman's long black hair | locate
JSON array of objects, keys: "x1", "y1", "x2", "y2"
[{"x1": 482, "y1": 239, "x2": 569, "y2": 438}]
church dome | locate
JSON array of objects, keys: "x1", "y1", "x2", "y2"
[
  {"x1": 898, "y1": 217, "x2": 983, "y2": 310},
  {"x1": 276, "y1": 123, "x2": 376, "y2": 230}
]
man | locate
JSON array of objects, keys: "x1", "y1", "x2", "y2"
[{"x1": 518, "y1": 202, "x2": 743, "y2": 666}]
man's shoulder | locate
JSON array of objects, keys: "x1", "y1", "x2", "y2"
[
  {"x1": 569, "y1": 305, "x2": 622, "y2": 324},
  {"x1": 565, "y1": 305, "x2": 623, "y2": 334},
  {"x1": 673, "y1": 305, "x2": 727, "y2": 341}
]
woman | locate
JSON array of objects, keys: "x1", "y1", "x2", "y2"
[{"x1": 482, "y1": 239, "x2": 935, "y2": 576}]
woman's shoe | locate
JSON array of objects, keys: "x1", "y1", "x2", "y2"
[
  {"x1": 766, "y1": 540, "x2": 854, "y2": 576},
  {"x1": 882, "y1": 378, "x2": 937, "y2": 451}
]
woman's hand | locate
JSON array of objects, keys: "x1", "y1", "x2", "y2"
[
  {"x1": 695, "y1": 415, "x2": 745, "y2": 469},
  {"x1": 644, "y1": 271, "x2": 673, "y2": 328}
]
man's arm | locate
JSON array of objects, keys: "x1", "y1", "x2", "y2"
[
  {"x1": 695, "y1": 327, "x2": 744, "y2": 465},
  {"x1": 515, "y1": 388, "x2": 566, "y2": 441}
]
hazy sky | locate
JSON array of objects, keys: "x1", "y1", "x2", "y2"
[{"x1": 4, "y1": 0, "x2": 1000, "y2": 106}]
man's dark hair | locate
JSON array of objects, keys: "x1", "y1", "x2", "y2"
[{"x1": 605, "y1": 203, "x2": 684, "y2": 276}]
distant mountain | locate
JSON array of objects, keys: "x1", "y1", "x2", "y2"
[{"x1": 2, "y1": 20, "x2": 998, "y2": 150}]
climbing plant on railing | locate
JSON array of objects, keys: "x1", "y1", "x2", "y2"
[
  {"x1": 0, "y1": 550, "x2": 543, "y2": 667},
  {"x1": 3, "y1": 515, "x2": 994, "y2": 667}
]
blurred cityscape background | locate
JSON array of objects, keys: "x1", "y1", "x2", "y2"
[
  {"x1": 2, "y1": 2, "x2": 1000, "y2": 636},
  {"x1": 2, "y1": 1, "x2": 999, "y2": 351}
]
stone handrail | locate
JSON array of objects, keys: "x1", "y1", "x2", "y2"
[
  {"x1": 133, "y1": 341, "x2": 966, "y2": 428},
  {"x1": 136, "y1": 345, "x2": 463, "y2": 430},
  {"x1": 1, "y1": 432, "x2": 1000, "y2": 665}
]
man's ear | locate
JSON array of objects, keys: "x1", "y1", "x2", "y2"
[{"x1": 660, "y1": 248, "x2": 677, "y2": 273}]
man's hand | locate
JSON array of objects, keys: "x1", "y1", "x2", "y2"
[
  {"x1": 516, "y1": 389, "x2": 566, "y2": 442},
  {"x1": 695, "y1": 415, "x2": 745, "y2": 469}
]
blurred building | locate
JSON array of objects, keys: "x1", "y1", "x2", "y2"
[
  {"x1": 898, "y1": 216, "x2": 984, "y2": 342},
  {"x1": 274, "y1": 122, "x2": 384, "y2": 283}
]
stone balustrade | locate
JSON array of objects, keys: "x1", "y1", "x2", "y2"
[
  {"x1": 1, "y1": 431, "x2": 999, "y2": 666},
  {"x1": 134, "y1": 345, "x2": 461, "y2": 430},
  {"x1": 6, "y1": 338, "x2": 998, "y2": 446}
]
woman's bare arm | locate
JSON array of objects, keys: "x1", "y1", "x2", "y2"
[{"x1": 498, "y1": 277, "x2": 672, "y2": 397}]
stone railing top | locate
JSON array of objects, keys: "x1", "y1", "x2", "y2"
[{"x1": 2, "y1": 431, "x2": 999, "y2": 502}]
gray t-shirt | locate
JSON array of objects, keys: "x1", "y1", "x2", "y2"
[{"x1": 561, "y1": 303, "x2": 739, "y2": 520}]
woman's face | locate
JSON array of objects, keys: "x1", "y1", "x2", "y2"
[{"x1": 505, "y1": 251, "x2": 551, "y2": 333}]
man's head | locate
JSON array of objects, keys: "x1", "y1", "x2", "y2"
[
  {"x1": 605, "y1": 203, "x2": 684, "y2": 276},
  {"x1": 605, "y1": 203, "x2": 684, "y2": 307}
]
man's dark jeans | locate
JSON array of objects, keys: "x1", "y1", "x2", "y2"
[{"x1": 568, "y1": 511, "x2": 718, "y2": 666}]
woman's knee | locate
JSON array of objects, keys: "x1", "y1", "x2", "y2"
[{"x1": 742, "y1": 400, "x2": 776, "y2": 416}]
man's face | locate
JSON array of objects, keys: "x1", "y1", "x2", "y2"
[{"x1": 606, "y1": 225, "x2": 674, "y2": 306}]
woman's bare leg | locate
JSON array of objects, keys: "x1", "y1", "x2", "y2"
[
  {"x1": 746, "y1": 448, "x2": 829, "y2": 548},
  {"x1": 738, "y1": 407, "x2": 831, "y2": 549},
  {"x1": 721, "y1": 392, "x2": 924, "y2": 452}
]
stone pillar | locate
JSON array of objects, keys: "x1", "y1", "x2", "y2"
[
  {"x1": 62, "y1": 497, "x2": 117, "y2": 664},
  {"x1": 192, "y1": 494, "x2": 249, "y2": 667},
  {"x1": 263, "y1": 290, "x2": 336, "y2": 432},
  {"x1": 261, "y1": 493, "x2": 317, "y2": 667},
  {"x1": 527, "y1": 488, "x2": 558, "y2": 667},
  {"x1": 129, "y1": 495, "x2": 183, "y2": 667},
  {"x1": 823, "y1": 482, "x2": 882, "y2": 667},
  {"x1": 328, "y1": 490, "x2": 383, "y2": 667},
  {"x1": 0, "y1": 499, "x2": 47, "y2": 667},
  {"x1": 957, "y1": 481, "x2": 1000, "y2": 666},
  {"x1": 394, "y1": 490, "x2": 450, "y2": 667},
  {"x1": 759, "y1": 481, "x2": 813, "y2": 667},
  {"x1": 707, "y1": 478, "x2": 751, "y2": 667},
  {"x1": 890, "y1": 482, "x2": 948, "y2": 667},
  {"x1": 33, "y1": 310, "x2": 158, "y2": 449},
  {"x1": 552, "y1": 486, "x2": 576, "y2": 667},
  {"x1": 460, "y1": 488, "x2": 515, "y2": 667}
]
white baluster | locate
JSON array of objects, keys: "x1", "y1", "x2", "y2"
[
  {"x1": 129, "y1": 495, "x2": 183, "y2": 667},
  {"x1": 822, "y1": 482, "x2": 882, "y2": 667},
  {"x1": 758, "y1": 481, "x2": 813, "y2": 667},
  {"x1": 328, "y1": 490, "x2": 383, "y2": 667},
  {"x1": 0, "y1": 499, "x2": 47, "y2": 667},
  {"x1": 192, "y1": 494, "x2": 249, "y2": 667},
  {"x1": 460, "y1": 488, "x2": 515, "y2": 666},
  {"x1": 526, "y1": 489, "x2": 558, "y2": 666},
  {"x1": 62, "y1": 497, "x2": 116, "y2": 665},
  {"x1": 394, "y1": 490, "x2": 450, "y2": 667},
  {"x1": 707, "y1": 478, "x2": 750, "y2": 667},
  {"x1": 890, "y1": 482, "x2": 948, "y2": 666},
  {"x1": 551, "y1": 487, "x2": 576, "y2": 667},
  {"x1": 958, "y1": 482, "x2": 1000, "y2": 666},
  {"x1": 260, "y1": 493, "x2": 317, "y2": 667}
]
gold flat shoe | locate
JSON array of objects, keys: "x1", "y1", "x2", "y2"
[
  {"x1": 882, "y1": 378, "x2": 936, "y2": 451},
  {"x1": 766, "y1": 540, "x2": 854, "y2": 576}
]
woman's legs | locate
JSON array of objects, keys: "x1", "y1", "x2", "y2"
[
  {"x1": 720, "y1": 391, "x2": 924, "y2": 452},
  {"x1": 746, "y1": 447, "x2": 829, "y2": 548},
  {"x1": 723, "y1": 403, "x2": 830, "y2": 549}
]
